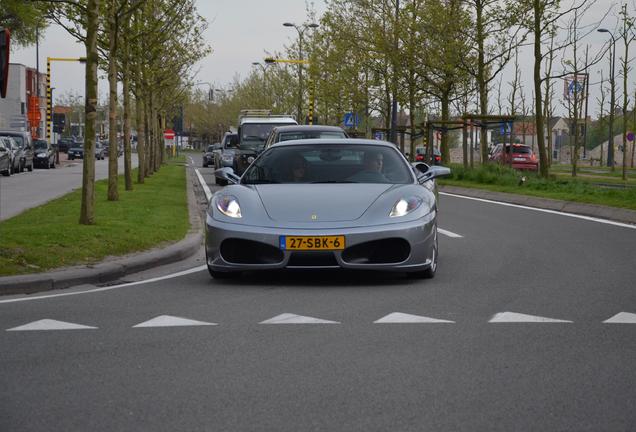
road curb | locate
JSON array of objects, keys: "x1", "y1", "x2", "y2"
[
  {"x1": 0, "y1": 163, "x2": 204, "y2": 296},
  {"x1": 440, "y1": 185, "x2": 636, "y2": 225}
]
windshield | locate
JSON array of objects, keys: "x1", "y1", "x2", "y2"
[
  {"x1": 506, "y1": 146, "x2": 531, "y2": 154},
  {"x1": 242, "y1": 144, "x2": 413, "y2": 185},
  {"x1": 207, "y1": 145, "x2": 215, "y2": 152},
  {"x1": 34, "y1": 141, "x2": 48, "y2": 149},
  {"x1": 278, "y1": 131, "x2": 346, "y2": 142},
  {"x1": 2, "y1": 135, "x2": 24, "y2": 147},
  {"x1": 241, "y1": 123, "x2": 295, "y2": 150}
]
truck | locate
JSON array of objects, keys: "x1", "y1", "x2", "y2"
[{"x1": 232, "y1": 110, "x2": 297, "y2": 175}]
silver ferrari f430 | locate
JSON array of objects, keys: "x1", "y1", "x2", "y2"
[{"x1": 206, "y1": 139, "x2": 450, "y2": 279}]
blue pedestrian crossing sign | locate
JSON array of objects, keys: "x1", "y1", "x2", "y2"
[{"x1": 343, "y1": 112, "x2": 359, "y2": 128}]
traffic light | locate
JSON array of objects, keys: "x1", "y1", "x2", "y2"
[
  {"x1": 53, "y1": 113, "x2": 66, "y2": 133},
  {"x1": 0, "y1": 28, "x2": 10, "y2": 99}
]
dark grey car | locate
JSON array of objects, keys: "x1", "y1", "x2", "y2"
[
  {"x1": 33, "y1": 139, "x2": 56, "y2": 169},
  {"x1": 264, "y1": 125, "x2": 348, "y2": 148}
]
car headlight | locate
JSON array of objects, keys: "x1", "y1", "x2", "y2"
[
  {"x1": 389, "y1": 196, "x2": 423, "y2": 218},
  {"x1": 215, "y1": 195, "x2": 242, "y2": 218}
]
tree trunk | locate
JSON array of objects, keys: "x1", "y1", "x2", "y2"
[
  {"x1": 533, "y1": 0, "x2": 548, "y2": 178},
  {"x1": 122, "y1": 16, "x2": 132, "y2": 191},
  {"x1": 476, "y1": 0, "x2": 489, "y2": 164},
  {"x1": 107, "y1": 0, "x2": 119, "y2": 201},
  {"x1": 80, "y1": 0, "x2": 100, "y2": 225},
  {"x1": 135, "y1": 93, "x2": 145, "y2": 184},
  {"x1": 146, "y1": 95, "x2": 154, "y2": 175},
  {"x1": 440, "y1": 92, "x2": 450, "y2": 164}
]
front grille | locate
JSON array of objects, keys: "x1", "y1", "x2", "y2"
[
  {"x1": 220, "y1": 238, "x2": 284, "y2": 265},
  {"x1": 341, "y1": 238, "x2": 410, "y2": 264},
  {"x1": 287, "y1": 251, "x2": 338, "y2": 267}
]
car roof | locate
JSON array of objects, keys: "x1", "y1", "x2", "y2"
[
  {"x1": 241, "y1": 117, "x2": 297, "y2": 124},
  {"x1": 273, "y1": 125, "x2": 346, "y2": 133},
  {"x1": 270, "y1": 138, "x2": 398, "y2": 149}
]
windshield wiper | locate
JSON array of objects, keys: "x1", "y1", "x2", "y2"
[{"x1": 310, "y1": 180, "x2": 359, "y2": 184}]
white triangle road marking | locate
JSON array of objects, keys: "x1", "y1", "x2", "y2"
[
  {"x1": 603, "y1": 312, "x2": 636, "y2": 324},
  {"x1": 7, "y1": 319, "x2": 98, "y2": 331},
  {"x1": 489, "y1": 312, "x2": 572, "y2": 323},
  {"x1": 374, "y1": 312, "x2": 455, "y2": 324},
  {"x1": 133, "y1": 315, "x2": 217, "y2": 328},
  {"x1": 260, "y1": 313, "x2": 340, "y2": 324}
]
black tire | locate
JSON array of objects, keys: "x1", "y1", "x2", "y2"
[
  {"x1": 207, "y1": 266, "x2": 240, "y2": 279},
  {"x1": 19, "y1": 160, "x2": 24, "y2": 172},
  {"x1": 1, "y1": 169, "x2": 9, "y2": 177},
  {"x1": 407, "y1": 230, "x2": 438, "y2": 279}
]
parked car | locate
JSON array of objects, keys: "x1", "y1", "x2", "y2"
[
  {"x1": 0, "y1": 130, "x2": 33, "y2": 172},
  {"x1": 0, "y1": 137, "x2": 11, "y2": 176},
  {"x1": 415, "y1": 147, "x2": 442, "y2": 165},
  {"x1": 208, "y1": 139, "x2": 451, "y2": 279},
  {"x1": 67, "y1": 143, "x2": 84, "y2": 160},
  {"x1": 203, "y1": 143, "x2": 222, "y2": 167},
  {"x1": 33, "y1": 139, "x2": 56, "y2": 169},
  {"x1": 489, "y1": 143, "x2": 538, "y2": 171},
  {"x1": 57, "y1": 137, "x2": 74, "y2": 153},
  {"x1": 1, "y1": 137, "x2": 19, "y2": 174},
  {"x1": 95, "y1": 143, "x2": 106, "y2": 160}
]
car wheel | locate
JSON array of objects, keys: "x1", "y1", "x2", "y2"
[
  {"x1": 19, "y1": 160, "x2": 24, "y2": 172},
  {"x1": 208, "y1": 266, "x2": 241, "y2": 279},
  {"x1": 1, "y1": 169, "x2": 9, "y2": 177},
  {"x1": 408, "y1": 230, "x2": 437, "y2": 279}
]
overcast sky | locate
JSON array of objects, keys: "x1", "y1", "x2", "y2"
[{"x1": 10, "y1": 0, "x2": 631, "y2": 118}]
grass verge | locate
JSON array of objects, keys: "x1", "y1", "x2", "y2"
[
  {"x1": 439, "y1": 163, "x2": 636, "y2": 211},
  {"x1": 0, "y1": 159, "x2": 189, "y2": 277}
]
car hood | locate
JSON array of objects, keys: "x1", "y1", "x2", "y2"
[
  {"x1": 254, "y1": 184, "x2": 393, "y2": 223},
  {"x1": 69, "y1": 147, "x2": 84, "y2": 151}
]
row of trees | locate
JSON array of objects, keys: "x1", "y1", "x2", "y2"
[
  {"x1": 8, "y1": 0, "x2": 209, "y2": 224},
  {"x1": 199, "y1": 0, "x2": 634, "y2": 180}
]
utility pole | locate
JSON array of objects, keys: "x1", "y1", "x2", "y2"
[{"x1": 389, "y1": 0, "x2": 399, "y2": 145}]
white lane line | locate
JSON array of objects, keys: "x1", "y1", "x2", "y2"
[
  {"x1": 194, "y1": 168, "x2": 213, "y2": 202},
  {"x1": 440, "y1": 192, "x2": 636, "y2": 230},
  {"x1": 603, "y1": 312, "x2": 636, "y2": 324},
  {"x1": 374, "y1": 312, "x2": 454, "y2": 324},
  {"x1": 133, "y1": 315, "x2": 217, "y2": 328},
  {"x1": 260, "y1": 313, "x2": 340, "y2": 324},
  {"x1": 0, "y1": 265, "x2": 207, "y2": 305},
  {"x1": 437, "y1": 228, "x2": 463, "y2": 238},
  {"x1": 489, "y1": 312, "x2": 572, "y2": 323},
  {"x1": 7, "y1": 319, "x2": 97, "y2": 331}
]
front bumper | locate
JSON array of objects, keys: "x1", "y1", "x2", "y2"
[{"x1": 205, "y1": 214, "x2": 437, "y2": 273}]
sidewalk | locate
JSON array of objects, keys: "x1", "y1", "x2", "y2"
[
  {"x1": 440, "y1": 185, "x2": 636, "y2": 225},
  {"x1": 0, "y1": 164, "x2": 204, "y2": 296}
]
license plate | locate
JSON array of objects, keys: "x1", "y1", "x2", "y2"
[
  {"x1": 280, "y1": 235, "x2": 345, "y2": 251},
  {"x1": 513, "y1": 157, "x2": 526, "y2": 162}
]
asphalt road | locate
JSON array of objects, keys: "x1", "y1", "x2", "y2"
[
  {"x1": 1, "y1": 157, "x2": 635, "y2": 432},
  {"x1": 0, "y1": 154, "x2": 139, "y2": 221}
]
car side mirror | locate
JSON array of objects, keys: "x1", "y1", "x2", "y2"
[
  {"x1": 215, "y1": 167, "x2": 240, "y2": 185},
  {"x1": 417, "y1": 164, "x2": 451, "y2": 183}
]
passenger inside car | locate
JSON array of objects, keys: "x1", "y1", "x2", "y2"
[{"x1": 348, "y1": 151, "x2": 388, "y2": 183}]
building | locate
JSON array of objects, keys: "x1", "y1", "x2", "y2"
[{"x1": 0, "y1": 63, "x2": 47, "y2": 138}]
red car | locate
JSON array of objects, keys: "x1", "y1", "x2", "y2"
[
  {"x1": 489, "y1": 144, "x2": 538, "y2": 171},
  {"x1": 415, "y1": 147, "x2": 442, "y2": 165}
]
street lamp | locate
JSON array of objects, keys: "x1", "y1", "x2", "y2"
[
  {"x1": 598, "y1": 28, "x2": 617, "y2": 168},
  {"x1": 282, "y1": 21, "x2": 319, "y2": 123}
]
